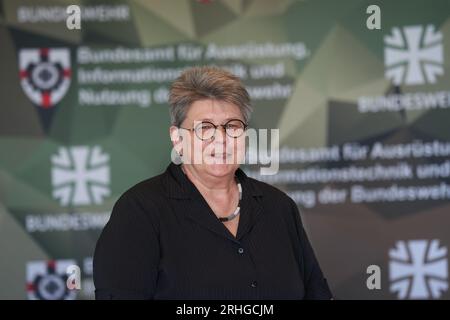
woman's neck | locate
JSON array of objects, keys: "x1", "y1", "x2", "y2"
[{"x1": 181, "y1": 164, "x2": 236, "y2": 198}]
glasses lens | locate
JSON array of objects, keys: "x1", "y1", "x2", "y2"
[
  {"x1": 225, "y1": 120, "x2": 246, "y2": 138},
  {"x1": 195, "y1": 122, "x2": 216, "y2": 140}
]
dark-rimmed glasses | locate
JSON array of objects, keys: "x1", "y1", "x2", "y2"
[{"x1": 178, "y1": 119, "x2": 248, "y2": 141}]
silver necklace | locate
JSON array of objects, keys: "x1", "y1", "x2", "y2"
[
  {"x1": 181, "y1": 165, "x2": 242, "y2": 222},
  {"x1": 218, "y1": 179, "x2": 242, "y2": 222}
]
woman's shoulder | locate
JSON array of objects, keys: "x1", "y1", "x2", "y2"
[
  {"x1": 124, "y1": 172, "x2": 166, "y2": 198},
  {"x1": 245, "y1": 175, "x2": 297, "y2": 210},
  {"x1": 112, "y1": 171, "x2": 170, "y2": 217}
]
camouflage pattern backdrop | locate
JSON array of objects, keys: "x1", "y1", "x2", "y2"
[{"x1": 0, "y1": 0, "x2": 449, "y2": 299}]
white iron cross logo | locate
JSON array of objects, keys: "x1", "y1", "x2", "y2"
[
  {"x1": 384, "y1": 25, "x2": 443, "y2": 85},
  {"x1": 389, "y1": 239, "x2": 448, "y2": 299},
  {"x1": 51, "y1": 146, "x2": 110, "y2": 206}
]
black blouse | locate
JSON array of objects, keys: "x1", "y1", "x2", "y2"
[{"x1": 93, "y1": 162, "x2": 332, "y2": 300}]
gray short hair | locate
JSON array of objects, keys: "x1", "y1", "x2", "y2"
[{"x1": 168, "y1": 66, "x2": 252, "y2": 127}]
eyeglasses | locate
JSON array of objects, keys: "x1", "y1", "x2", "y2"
[{"x1": 178, "y1": 119, "x2": 248, "y2": 141}]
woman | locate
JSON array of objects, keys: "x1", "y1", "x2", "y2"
[{"x1": 93, "y1": 66, "x2": 332, "y2": 300}]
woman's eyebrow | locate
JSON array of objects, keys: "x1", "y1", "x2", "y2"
[{"x1": 197, "y1": 117, "x2": 242, "y2": 122}]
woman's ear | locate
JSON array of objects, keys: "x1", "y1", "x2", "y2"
[
  {"x1": 169, "y1": 126, "x2": 183, "y2": 152},
  {"x1": 170, "y1": 126, "x2": 185, "y2": 164}
]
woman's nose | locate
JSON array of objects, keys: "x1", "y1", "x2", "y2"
[{"x1": 212, "y1": 126, "x2": 227, "y2": 142}]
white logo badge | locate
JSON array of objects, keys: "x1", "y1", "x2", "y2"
[
  {"x1": 19, "y1": 48, "x2": 71, "y2": 108},
  {"x1": 26, "y1": 260, "x2": 77, "y2": 300},
  {"x1": 389, "y1": 239, "x2": 448, "y2": 299},
  {"x1": 51, "y1": 146, "x2": 110, "y2": 206},
  {"x1": 384, "y1": 25, "x2": 443, "y2": 85}
]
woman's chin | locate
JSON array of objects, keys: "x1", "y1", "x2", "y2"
[{"x1": 203, "y1": 162, "x2": 237, "y2": 177}]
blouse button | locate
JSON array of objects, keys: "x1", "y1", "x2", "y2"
[
  {"x1": 238, "y1": 247, "x2": 244, "y2": 254},
  {"x1": 250, "y1": 281, "x2": 258, "y2": 288}
]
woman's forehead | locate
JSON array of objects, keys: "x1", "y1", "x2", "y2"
[{"x1": 187, "y1": 99, "x2": 242, "y2": 120}]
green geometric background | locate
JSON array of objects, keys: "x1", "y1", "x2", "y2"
[{"x1": 1, "y1": 0, "x2": 449, "y2": 299}]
